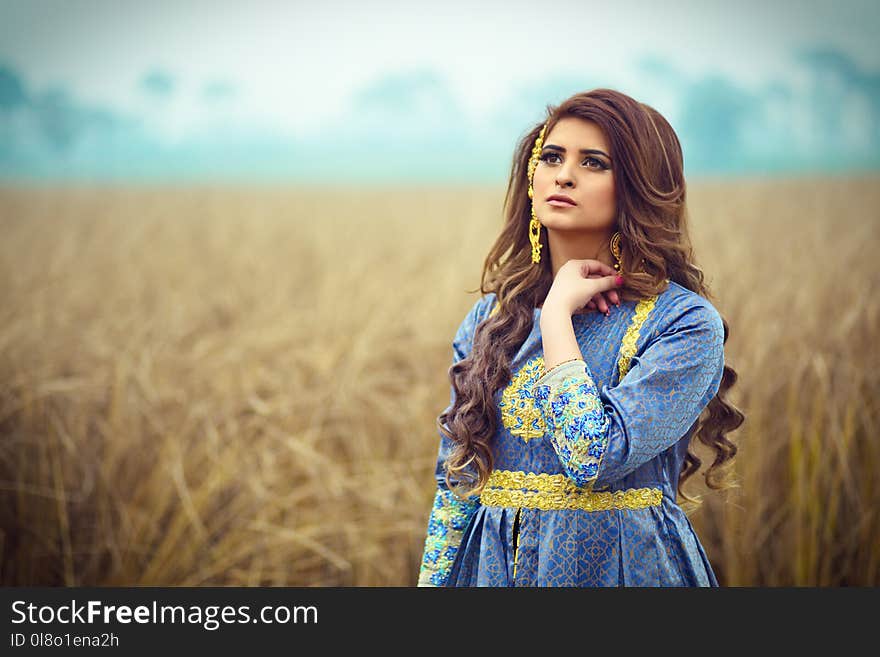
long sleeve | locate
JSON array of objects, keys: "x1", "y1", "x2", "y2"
[
  {"x1": 531, "y1": 301, "x2": 725, "y2": 490},
  {"x1": 417, "y1": 296, "x2": 490, "y2": 587}
]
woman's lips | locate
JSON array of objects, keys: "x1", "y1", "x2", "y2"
[{"x1": 548, "y1": 199, "x2": 577, "y2": 207}]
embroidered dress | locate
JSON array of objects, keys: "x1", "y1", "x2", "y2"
[{"x1": 417, "y1": 281, "x2": 725, "y2": 587}]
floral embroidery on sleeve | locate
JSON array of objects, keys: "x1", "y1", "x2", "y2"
[
  {"x1": 417, "y1": 488, "x2": 480, "y2": 587},
  {"x1": 532, "y1": 359, "x2": 610, "y2": 489}
]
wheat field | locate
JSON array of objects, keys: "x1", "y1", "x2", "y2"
[{"x1": 0, "y1": 176, "x2": 877, "y2": 586}]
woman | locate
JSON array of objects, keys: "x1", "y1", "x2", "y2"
[{"x1": 417, "y1": 88, "x2": 744, "y2": 587}]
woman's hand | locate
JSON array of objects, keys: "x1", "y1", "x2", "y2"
[
  {"x1": 583, "y1": 277, "x2": 622, "y2": 315},
  {"x1": 543, "y1": 259, "x2": 623, "y2": 317}
]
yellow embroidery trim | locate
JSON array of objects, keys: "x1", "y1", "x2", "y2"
[
  {"x1": 500, "y1": 354, "x2": 604, "y2": 445},
  {"x1": 499, "y1": 356, "x2": 547, "y2": 443},
  {"x1": 616, "y1": 295, "x2": 658, "y2": 381},
  {"x1": 479, "y1": 469, "x2": 663, "y2": 511}
]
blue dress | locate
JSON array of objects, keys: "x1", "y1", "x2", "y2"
[{"x1": 417, "y1": 281, "x2": 725, "y2": 587}]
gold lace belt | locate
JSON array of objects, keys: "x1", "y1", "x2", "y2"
[{"x1": 479, "y1": 469, "x2": 663, "y2": 511}]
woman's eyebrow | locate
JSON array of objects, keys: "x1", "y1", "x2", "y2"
[{"x1": 544, "y1": 143, "x2": 612, "y2": 160}]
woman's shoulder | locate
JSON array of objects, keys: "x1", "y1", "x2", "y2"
[
  {"x1": 650, "y1": 280, "x2": 724, "y2": 338},
  {"x1": 453, "y1": 292, "x2": 498, "y2": 356}
]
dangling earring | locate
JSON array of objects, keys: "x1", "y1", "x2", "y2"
[
  {"x1": 526, "y1": 122, "x2": 548, "y2": 264},
  {"x1": 610, "y1": 231, "x2": 622, "y2": 273}
]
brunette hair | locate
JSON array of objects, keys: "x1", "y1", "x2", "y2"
[{"x1": 440, "y1": 88, "x2": 744, "y2": 509}]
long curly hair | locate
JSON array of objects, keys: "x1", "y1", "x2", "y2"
[{"x1": 440, "y1": 88, "x2": 744, "y2": 509}]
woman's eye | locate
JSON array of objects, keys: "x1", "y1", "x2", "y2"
[{"x1": 540, "y1": 152, "x2": 606, "y2": 169}]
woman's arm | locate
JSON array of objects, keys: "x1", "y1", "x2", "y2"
[
  {"x1": 533, "y1": 301, "x2": 725, "y2": 490},
  {"x1": 539, "y1": 299, "x2": 584, "y2": 373},
  {"x1": 417, "y1": 487, "x2": 480, "y2": 587},
  {"x1": 416, "y1": 295, "x2": 490, "y2": 586}
]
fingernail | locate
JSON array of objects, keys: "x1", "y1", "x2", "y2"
[{"x1": 615, "y1": 275, "x2": 624, "y2": 286}]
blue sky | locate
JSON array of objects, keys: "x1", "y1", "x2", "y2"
[{"x1": 0, "y1": 0, "x2": 878, "y2": 183}]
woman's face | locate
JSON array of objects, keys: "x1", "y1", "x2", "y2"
[{"x1": 532, "y1": 116, "x2": 616, "y2": 233}]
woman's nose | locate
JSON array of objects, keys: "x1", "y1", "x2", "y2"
[
  {"x1": 555, "y1": 175, "x2": 574, "y2": 187},
  {"x1": 555, "y1": 164, "x2": 575, "y2": 187}
]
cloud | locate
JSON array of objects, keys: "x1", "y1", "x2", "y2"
[
  {"x1": 1, "y1": 45, "x2": 879, "y2": 181},
  {"x1": 0, "y1": 66, "x2": 28, "y2": 111},
  {"x1": 678, "y1": 74, "x2": 757, "y2": 173},
  {"x1": 202, "y1": 80, "x2": 237, "y2": 102},
  {"x1": 794, "y1": 45, "x2": 880, "y2": 157},
  {"x1": 634, "y1": 55, "x2": 687, "y2": 87},
  {"x1": 0, "y1": 62, "x2": 142, "y2": 169},
  {"x1": 139, "y1": 70, "x2": 176, "y2": 98},
  {"x1": 342, "y1": 68, "x2": 467, "y2": 141}
]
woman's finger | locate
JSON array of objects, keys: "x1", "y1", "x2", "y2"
[
  {"x1": 581, "y1": 260, "x2": 618, "y2": 278},
  {"x1": 609, "y1": 289, "x2": 620, "y2": 306},
  {"x1": 594, "y1": 292, "x2": 609, "y2": 315}
]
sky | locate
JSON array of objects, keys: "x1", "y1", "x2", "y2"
[{"x1": 0, "y1": 0, "x2": 878, "y2": 183}]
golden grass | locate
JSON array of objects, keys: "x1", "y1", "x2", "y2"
[{"x1": 0, "y1": 176, "x2": 877, "y2": 586}]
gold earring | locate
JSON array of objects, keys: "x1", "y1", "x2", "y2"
[
  {"x1": 610, "y1": 231, "x2": 622, "y2": 272},
  {"x1": 528, "y1": 195, "x2": 542, "y2": 264},
  {"x1": 527, "y1": 122, "x2": 548, "y2": 264}
]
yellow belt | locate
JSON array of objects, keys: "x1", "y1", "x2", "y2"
[{"x1": 479, "y1": 469, "x2": 663, "y2": 511}]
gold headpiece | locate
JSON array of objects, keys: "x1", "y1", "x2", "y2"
[{"x1": 526, "y1": 122, "x2": 548, "y2": 264}]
